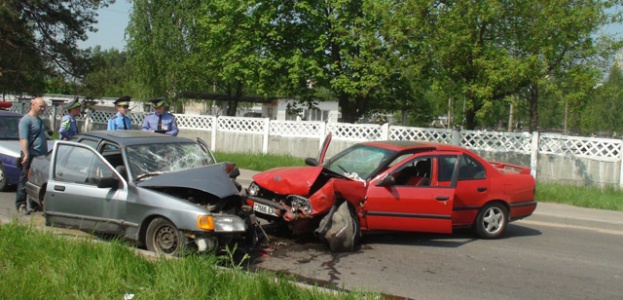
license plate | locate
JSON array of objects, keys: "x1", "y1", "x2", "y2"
[{"x1": 253, "y1": 202, "x2": 279, "y2": 217}]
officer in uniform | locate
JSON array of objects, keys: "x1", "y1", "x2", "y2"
[
  {"x1": 107, "y1": 95, "x2": 132, "y2": 130},
  {"x1": 59, "y1": 96, "x2": 81, "y2": 140},
  {"x1": 141, "y1": 97, "x2": 178, "y2": 136}
]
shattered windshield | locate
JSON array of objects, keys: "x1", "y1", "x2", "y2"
[
  {"x1": 323, "y1": 144, "x2": 395, "y2": 180},
  {"x1": 126, "y1": 142, "x2": 215, "y2": 180}
]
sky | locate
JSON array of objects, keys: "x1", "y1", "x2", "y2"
[{"x1": 79, "y1": 0, "x2": 131, "y2": 50}]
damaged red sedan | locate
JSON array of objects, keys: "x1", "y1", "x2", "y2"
[{"x1": 246, "y1": 134, "x2": 537, "y2": 252}]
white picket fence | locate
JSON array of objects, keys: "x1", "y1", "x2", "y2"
[{"x1": 10, "y1": 102, "x2": 623, "y2": 187}]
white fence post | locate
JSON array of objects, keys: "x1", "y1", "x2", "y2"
[
  {"x1": 262, "y1": 118, "x2": 270, "y2": 154},
  {"x1": 451, "y1": 127, "x2": 461, "y2": 145},
  {"x1": 619, "y1": 142, "x2": 623, "y2": 188},
  {"x1": 530, "y1": 131, "x2": 539, "y2": 179},
  {"x1": 84, "y1": 111, "x2": 92, "y2": 132},
  {"x1": 381, "y1": 123, "x2": 389, "y2": 140},
  {"x1": 211, "y1": 116, "x2": 217, "y2": 152}
]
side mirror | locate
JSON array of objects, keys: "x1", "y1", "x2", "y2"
[
  {"x1": 375, "y1": 175, "x2": 395, "y2": 187},
  {"x1": 229, "y1": 166, "x2": 241, "y2": 179},
  {"x1": 97, "y1": 177, "x2": 119, "y2": 189},
  {"x1": 305, "y1": 157, "x2": 319, "y2": 166}
]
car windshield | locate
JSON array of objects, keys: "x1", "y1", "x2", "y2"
[
  {"x1": 126, "y1": 142, "x2": 215, "y2": 180},
  {"x1": 0, "y1": 116, "x2": 20, "y2": 140},
  {"x1": 323, "y1": 144, "x2": 396, "y2": 180}
]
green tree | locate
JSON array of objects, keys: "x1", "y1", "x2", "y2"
[
  {"x1": 585, "y1": 65, "x2": 623, "y2": 136},
  {"x1": 506, "y1": 0, "x2": 620, "y2": 132},
  {"x1": 0, "y1": 0, "x2": 115, "y2": 94},
  {"x1": 127, "y1": 0, "x2": 204, "y2": 107},
  {"x1": 80, "y1": 47, "x2": 132, "y2": 98}
]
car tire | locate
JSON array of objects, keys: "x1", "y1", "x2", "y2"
[
  {"x1": 0, "y1": 163, "x2": 8, "y2": 192},
  {"x1": 145, "y1": 217, "x2": 187, "y2": 256},
  {"x1": 324, "y1": 201, "x2": 360, "y2": 252},
  {"x1": 474, "y1": 202, "x2": 508, "y2": 239}
]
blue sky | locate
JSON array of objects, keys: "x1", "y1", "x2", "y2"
[
  {"x1": 79, "y1": 0, "x2": 131, "y2": 50},
  {"x1": 80, "y1": 1, "x2": 622, "y2": 51}
]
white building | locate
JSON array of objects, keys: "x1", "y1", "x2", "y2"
[{"x1": 184, "y1": 98, "x2": 339, "y2": 122}]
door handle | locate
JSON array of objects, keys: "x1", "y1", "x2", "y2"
[
  {"x1": 54, "y1": 185, "x2": 65, "y2": 191},
  {"x1": 435, "y1": 196, "x2": 449, "y2": 201},
  {"x1": 477, "y1": 187, "x2": 487, "y2": 192}
]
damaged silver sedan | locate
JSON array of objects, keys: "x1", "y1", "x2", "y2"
[{"x1": 26, "y1": 130, "x2": 257, "y2": 256}]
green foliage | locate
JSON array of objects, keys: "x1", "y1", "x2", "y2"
[
  {"x1": 7, "y1": 0, "x2": 623, "y2": 135},
  {"x1": 536, "y1": 182, "x2": 623, "y2": 211},
  {"x1": 80, "y1": 47, "x2": 132, "y2": 98},
  {"x1": 215, "y1": 152, "x2": 306, "y2": 171},
  {"x1": 0, "y1": 0, "x2": 114, "y2": 94},
  {"x1": 581, "y1": 65, "x2": 623, "y2": 136}
]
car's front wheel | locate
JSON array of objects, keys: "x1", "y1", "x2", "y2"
[
  {"x1": 323, "y1": 201, "x2": 360, "y2": 252},
  {"x1": 0, "y1": 163, "x2": 8, "y2": 192},
  {"x1": 146, "y1": 217, "x2": 187, "y2": 256},
  {"x1": 474, "y1": 202, "x2": 508, "y2": 239}
]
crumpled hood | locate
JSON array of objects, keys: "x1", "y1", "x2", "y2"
[
  {"x1": 253, "y1": 166, "x2": 324, "y2": 195},
  {"x1": 137, "y1": 164, "x2": 239, "y2": 199}
]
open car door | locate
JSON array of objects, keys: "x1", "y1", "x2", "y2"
[{"x1": 317, "y1": 132, "x2": 332, "y2": 164}]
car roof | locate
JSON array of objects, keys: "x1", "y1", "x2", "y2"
[
  {"x1": 0, "y1": 110, "x2": 22, "y2": 117},
  {"x1": 362, "y1": 140, "x2": 465, "y2": 152},
  {"x1": 78, "y1": 130, "x2": 194, "y2": 147}
]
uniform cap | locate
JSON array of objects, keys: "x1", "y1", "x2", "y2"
[
  {"x1": 149, "y1": 97, "x2": 167, "y2": 108},
  {"x1": 64, "y1": 97, "x2": 81, "y2": 110},
  {"x1": 114, "y1": 95, "x2": 131, "y2": 106}
]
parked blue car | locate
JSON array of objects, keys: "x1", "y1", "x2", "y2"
[{"x1": 0, "y1": 110, "x2": 23, "y2": 191}]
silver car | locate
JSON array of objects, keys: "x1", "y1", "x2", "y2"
[{"x1": 26, "y1": 130, "x2": 255, "y2": 256}]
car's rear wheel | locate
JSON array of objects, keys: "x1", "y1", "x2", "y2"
[
  {"x1": 0, "y1": 163, "x2": 8, "y2": 192},
  {"x1": 324, "y1": 201, "x2": 360, "y2": 252},
  {"x1": 474, "y1": 202, "x2": 508, "y2": 239},
  {"x1": 145, "y1": 217, "x2": 187, "y2": 256}
]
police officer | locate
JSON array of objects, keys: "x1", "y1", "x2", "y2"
[
  {"x1": 107, "y1": 95, "x2": 132, "y2": 130},
  {"x1": 59, "y1": 96, "x2": 81, "y2": 140},
  {"x1": 141, "y1": 97, "x2": 178, "y2": 136}
]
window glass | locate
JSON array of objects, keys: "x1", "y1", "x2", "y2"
[
  {"x1": 54, "y1": 145, "x2": 113, "y2": 185},
  {"x1": 102, "y1": 143, "x2": 119, "y2": 152},
  {"x1": 0, "y1": 116, "x2": 20, "y2": 139},
  {"x1": 394, "y1": 157, "x2": 432, "y2": 186},
  {"x1": 323, "y1": 144, "x2": 395, "y2": 180},
  {"x1": 78, "y1": 138, "x2": 99, "y2": 149},
  {"x1": 437, "y1": 156, "x2": 458, "y2": 182},
  {"x1": 458, "y1": 155, "x2": 486, "y2": 180},
  {"x1": 127, "y1": 142, "x2": 214, "y2": 180}
]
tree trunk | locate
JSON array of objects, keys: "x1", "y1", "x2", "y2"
[
  {"x1": 338, "y1": 93, "x2": 357, "y2": 123},
  {"x1": 528, "y1": 84, "x2": 539, "y2": 133}
]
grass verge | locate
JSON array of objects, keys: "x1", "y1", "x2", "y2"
[
  {"x1": 0, "y1": 223, "x2": 375, "y2": 300},
  {"x1": 216, "y1": 152, "x2": 623, "y2": 212}
]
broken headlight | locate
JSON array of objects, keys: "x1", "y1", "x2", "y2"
[
  {"x1": 287, "y1": 195, "x2": 312, "y2": 214},
  {"x1": 247, "y1": 182, "x2": 260, "y2": 196}
]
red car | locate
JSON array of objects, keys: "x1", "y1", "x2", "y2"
[{"x1": 246, "y1": 133, "x2": 537, "y2": 252}]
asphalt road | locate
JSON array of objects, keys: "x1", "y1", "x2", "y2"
[{"x1": 1, "y1": 171, "x2": 622, "y2": 300}]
